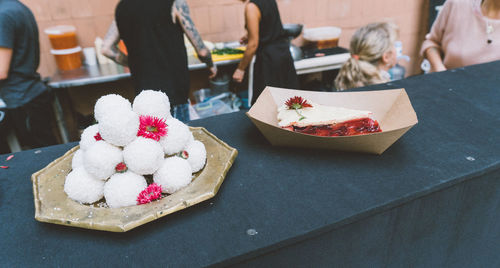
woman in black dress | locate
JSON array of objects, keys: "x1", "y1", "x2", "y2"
[{"x1": 232, "y1": 0, "x2": 298, "y2": 104}]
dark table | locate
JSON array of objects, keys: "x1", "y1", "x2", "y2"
[{"x1": 1, "y1": 61, "x2": 499, "y2": 267}]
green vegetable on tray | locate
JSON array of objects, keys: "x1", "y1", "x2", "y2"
[{"x1": 212, "y1": 48, "x2": 244, "y2": 55}]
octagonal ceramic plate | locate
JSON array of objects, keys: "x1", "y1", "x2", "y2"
[{"x1": 32, "y1": 127, "x2": 237, "y2": 232}]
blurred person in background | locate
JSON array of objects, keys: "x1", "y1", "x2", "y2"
[
  {"x1": 102, "y1": 0, "x2": 217, "y2": 122},
  {"x1": 421, "y1": 0, "x2": 500, "y2": 72},
  {"x1": 335, "y1": 22, "x2": 398, "y2": 90},
  {"x1": 0, "y1": 0, "x2": 57, "y2": 148},
  {"x1": 232, "y1": 0, "x2": 298, "y2": 104}
]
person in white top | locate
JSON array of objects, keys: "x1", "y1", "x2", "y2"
[{"x1": 421, "y1": 0, "x2": 500, "y2": 72}]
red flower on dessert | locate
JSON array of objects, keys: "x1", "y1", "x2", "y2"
[
  {"x1": 285, "y1": 96, "x2": 312, "y2": 121},
  {"x1": 285, "y1": 96, "x2": 312, "y2": 110},
  {"x1": 178, "y1": 150, "x2": 189, "y2": 159},
  {"x1": 94, "y1": 132, "x2": 103, "y2": 141},
  {"x1": 115, "y1": 162, "x2": 128, "y2": 173},
  {"x1": 137, "y1": 115, "x2": 167, "y2": 141},
  {"x1": 137, "y1": 183, "x2": 163, "y2": 205}
]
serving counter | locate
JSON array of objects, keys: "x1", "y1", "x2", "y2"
[
  {"x1": 47, "y1": 55, "x2": 242, "y2": 89},
  {"x1": 1, "y1": 61, "x2": 499, "y2": 267},
  {"x1": 48, "y1": 51, "x2": 350, "y2": 89},
  {"x1": 47, "y1": 49, "x2": 350, "y2": 144}
]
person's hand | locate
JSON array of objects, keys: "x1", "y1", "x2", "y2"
[
  {"x1": 240, "y1": 34, "x2": 248, "y2": 45},
  {"x1": 424, "y1": 47, "x2": 447, "y2": 73},
  {"x1": 115, "y1": 52, "x2": 128, "y2": 67},
  {"x1": 430, "y1": 63, "x2": 446, "y2": 73},
  {"x1": 101, "y1": 45, "x2": 128, "y2": 67},
  {"x1": 232, "y1": 68, "x2": 245, "y2": 83},
  {"x1": 208, "y1": 65, "x2": 217, "y2": 79}
]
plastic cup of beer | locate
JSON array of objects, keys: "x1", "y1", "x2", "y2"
[
  {"x1": 51, "y1": 46, "x2": 82, "y2": 71},
  {"x1": 45, "y1": 25, "x2": 78, "y2": 50}
]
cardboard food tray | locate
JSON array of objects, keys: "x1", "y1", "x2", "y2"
[{"x1": 246, "y1": 87, "x2": 418, "y2": 155}]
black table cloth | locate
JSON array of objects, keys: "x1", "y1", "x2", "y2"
[{"x1": 1, "y1": 61, "x2": 499, "y2": 267}]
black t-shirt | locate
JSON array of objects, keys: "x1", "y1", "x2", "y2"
[
  {"x1": 250, "y1": 0, "x2": 286, "y2": 49},
  {"x1": 0, "y1": 0, "x2": 47, "y2": 109},
  {"x1": 116, "y1": 0, "x2": 189, "y2": 106}
]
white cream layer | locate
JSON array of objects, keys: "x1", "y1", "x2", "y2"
[{"x1": 277, "y1": 101, "x2": 372, "y2": 128}]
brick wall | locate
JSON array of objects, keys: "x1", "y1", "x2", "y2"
[
  {"x1": 21, "y1": 0, "x2": 119, "y2": 77},
  {"x1": 22, "y1": 0, "x2": 429, "y2": 78}
]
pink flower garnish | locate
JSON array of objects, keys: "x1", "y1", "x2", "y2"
[
  {"x1": 94, "y1": 132, "x2": 103, "y2": 141},
  {"x1": 115, "y1": 162, "x2": 128, "y2": 173},
  {"x1": 137, "y1": 115, "x2": 167, "y2": 141},
  {"x1": 137, "y1": 183, "x2": 163, "y2": 205}
]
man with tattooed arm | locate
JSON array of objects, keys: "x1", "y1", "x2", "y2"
[{"x1": 102, "y1": 0, "x2": 216, "y2": 122}]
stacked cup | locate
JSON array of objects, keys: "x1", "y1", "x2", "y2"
[{"x1": 45, "y1": 25, "x2": 82, "y2": 71}]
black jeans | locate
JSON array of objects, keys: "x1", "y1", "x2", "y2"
[{"x1": 8, "y1": 90, "x2": 58, "y2": 148}]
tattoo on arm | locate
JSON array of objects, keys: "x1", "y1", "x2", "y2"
[
  {"x1": 174, "y1": 0, "x2": 213, "y2": 67},
  {"x1": 102, "y1": 20, "x2": 128, "y2": 66},
  {"x1": 197, "y1": 51, "x2": 214, "y2": 68},
  {"x1": 102, "y1": 20, "x2": 120, "y2": 55},
  {"x1": 103, "y1": 20, "x2": 119, "y2": 46}
]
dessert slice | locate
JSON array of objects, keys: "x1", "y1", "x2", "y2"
[{"x1": 277, "y1": 96, "x2": 381, "y2": 137}]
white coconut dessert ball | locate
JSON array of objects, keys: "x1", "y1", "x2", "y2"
[
  {"x1": 79, "y1": 124, "x2": 100, "y2": 151},
  {"x1": 83, "y1": 140, "x2": 123, "y2": 180},
  {"x1": 94, "y1": 94, "x2": 132, "y2": 123},
  {"x1": 71, "y1": 149, "x2": 84, "y2": 170},
  {"x1": 123, "y1": 137, "x2": 164, "y2": 175},
  {"x1": 184, "y1": 140, "x2": 207, "y2": 173},
  {"x1": 98, "y1": 109, "x2": 139, "y2": 147},
  {"x1": 104, "y1": 171, "x2": 147, "y2": 208},
  {"x1": 153, "y1": 156, "x2": 192, "y2": 194},
  {"x1": 159, "y1": 117, "x2": 192, "y2": 155},
  {"x1": 64, "y1": 167, "x2": 104, "y2": 204},
  {"x1": 187, "y1": 132, "x2": 195, "y2": 144},
  {"x1": 133, "y1": 90, "x2": 171, "y2": 120}
]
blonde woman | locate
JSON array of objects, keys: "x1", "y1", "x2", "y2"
[{"x1": 335, "y1": 22, "x2": 398, "y2": 90}]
